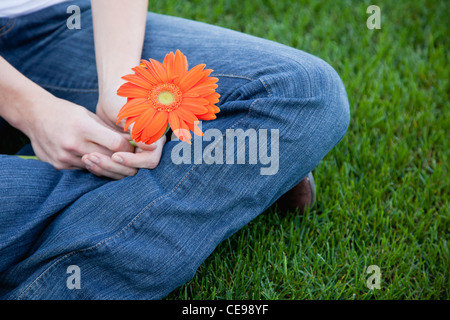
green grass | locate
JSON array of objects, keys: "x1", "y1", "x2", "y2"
[
  {"x1": 144, "y1": 0, "x2": 448, "y2": 299},
  {"x1": 1, "y1": 0, "x2": 447, "y2": 300}
]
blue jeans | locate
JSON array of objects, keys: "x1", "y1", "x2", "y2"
[{"x1": 0, "y1": 0, "x2": 350, "y2": 299}]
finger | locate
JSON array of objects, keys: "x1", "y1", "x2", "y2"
[
  {"x1": 69, "y1": 142, "x2": 114, "y2": 159},
  {"x1": 111, "y1": 135, "x2": 166, "y2": 169},
  {"x1": 82, "y1": 153, "x2": 138, "y2": 179},
  {"x1": 135, "y1": 141, "x2": 158, "y2": 151},
  {"x1": 82, "y1": 153, "x2": 138, "y2": 178},
  {"x1": 135, "y1": 134, "x2": 166, "y2": 152},
  {"x1": 31, "y1": 141, "x2": 82, "y2": 170},
  {"x1": 85, "y1": 164, "x2": 126, "y2": 180},
  {"x1": 94, "y1": 114, "x2": 132, "y2": 140},
  {"x1": 54, "y1": 153, "x2": 85, "y2": 170},
  {"x1": 67, "y1": 156, "x2": 85, "y2": 169},
  {"x1": 82, "y1": 157, "x2": 126, "y2": 180},
  {"x1": 111, "y1": 151, "x2": 161, "y2": 169},
  {"x1": 86, "y1": 119, "x2": 134, "y2": 153}
]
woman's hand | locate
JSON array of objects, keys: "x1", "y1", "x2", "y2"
[
  {"x1": 86, "y1": 0, "x2": 166, "y2": 179},
  {"x1": 81, "y1": 92, "x2": 167, "y2": 179},
  {"x1": 81, "y1": 135, "x2": 166, "y2": 180},
  {"x1": 0, "y1": 56, "x2": 134, "y2": 172},
  {"x1": 25, "y1": 95, "x2": 134, "y2": 170}
]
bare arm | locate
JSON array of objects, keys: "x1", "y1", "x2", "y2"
[
  {"x1": 85, "y1": 0, "x2": 167, "y2": 177},
  {"x1": 92, "y1": 0, "x2": 147, "y2": 126},
  {"x1": 0, "y1": 56, "x2": 133, "y2": 171},
  {"x1": 0, "y1": 56, "x2": 50, "y2": 135}
]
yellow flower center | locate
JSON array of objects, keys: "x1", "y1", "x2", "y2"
[
  {"x1": 149, "y1": 83, "x2": 182, "y2": 112},
  {"x1": 157, "y1": 91, "x2": 175, "y2": 105}
]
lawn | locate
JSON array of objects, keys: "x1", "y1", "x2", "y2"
[
  {"x1": 145, "y1": 0, "x2": 448, "y2": 299},
  {"x1": 1, "y1": 0, "x2": 447, "y2": 300}
]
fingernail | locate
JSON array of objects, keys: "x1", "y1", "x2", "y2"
[
  {"x1": 84, "y1": 159, "x2": 94, "y2": 168},
  {"x1": 112, "y1": 155, "x2": 123, "y2": 163},
  {"x1": 90, "y1": 155, "x2": 100, "y2": 164}
]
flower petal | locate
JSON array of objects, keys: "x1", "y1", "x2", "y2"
[
  {"x1": 117, "y1": 82, "x2": 149, "y2": 98},
  {"x1": 182, "y1": 91, "x2": 200, "y2": 98},
  {"x1": 206, "y1": 104, "x2": 220, "y2": 114},
  {"x1": 182, "y1": 97, "x2": 209, "y2": 105},
  {"x1": 173, "y1": 119, "x2": 192, "y2": 144},
  {"x1": 174, "y1": 107, "x2": 199, "y2": 124},
  {"x1": 197, "y1": 113, "x2": 217, "y2": 120},
  {"x1": 185, "y1": 119, "x2": 204, "y2": 136},
  {"x1": 124, "y1": 116, "x2": 138, "y2": 131},
  {"x1": 133, "y1": 65, "x2": 159, "y2": 85},
  {"x1": 117, "y1": 98, "x2": 149, "y2": 120},
  {"x1": 141, "y1": 59, "x2": 165, "y2": 83},
  {"x1": 177, "y1": 64, "x2": 207, "y2": 92},
  {"x1": 122, "y1": 74, "x2": 155, "y2": 90},
  {"x1": 173, "y1": 49, "x2": 188, "y2": 81},
  {"x1": 197, "y1": 76, "x2": 218, "y2": 85},
  {"x1": 117, "y1": 103, "x2": 152, "y2": 121},
  {"x1": 163, "y1": 52, "x2": 175, "y2": 80},
  {"x1": 143, "y1": 122, "x2": 169, "y2": 145},
  {"x1": 185, "y1": 83, "x2": 218, "y2": 97},
  {"x1": 180, "y1": 98, "x2": 209, "y2": 114},
  {"x1": 132, "y1": 107, "x2": 157, "y2": 136},
  {"x1": 149, "y1": 59, "x2": 169, "y2": 83},
  {"x1": 203, "y1": 93, "x2": 220, "y2": 104},
  {"x1": 140, "y1": 111, "x2": 168, "y2": 142},
  {"x1": 168, "y1": 111, "x2": 180, "y2": 133}
]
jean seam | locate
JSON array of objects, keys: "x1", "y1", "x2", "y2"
[
  {"x1": 145, "y1": 100, "x2": 261, "y2": 296},
  {"x1": 214, "y1": 74, "x2": 272, "y2": 97},
  {"x1": 259, "y1": 78, "x2": 272, "y2": 96},
  {"x1": 213, "y1": 73, "x2": 255, "y2": 82},
  {"x1": 17, "y1": 97, "x2": 259, "y2": 300},
  {"x1": 0, "y1": 18, "x2": 16, "y2": 37},
  {"x1": 217, "y1": 49, "x2": 315, "y2": 98}
]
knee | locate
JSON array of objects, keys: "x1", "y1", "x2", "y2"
[
  {"x1": 264, "y1": 53, "x2": 350, "y2": 146},
  {"x1": 309, "y1": 58, "x2": 351, "y2": 144},
  {"x1": 303, "y1": 59, "x2": 351, "y2": 151}
]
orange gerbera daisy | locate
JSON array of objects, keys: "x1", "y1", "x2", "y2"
[{"x1": 116, "y1": 50, "x2": 220, "y2": 145}]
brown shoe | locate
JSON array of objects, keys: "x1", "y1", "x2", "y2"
[{"x1": 275, "y1": 172, "x2": 316, "y2": 214}]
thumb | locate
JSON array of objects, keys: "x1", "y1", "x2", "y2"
[
  {"x1": 135, "y1": 141, "x2": 158, "y2": 152},
  {"x1": 87, "y1": 118, "x2": 134, "y2": 153}
]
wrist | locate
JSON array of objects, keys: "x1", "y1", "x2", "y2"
[
  {"x1": 97, "y1": 87, "x2": 128, "y2": 128},
  {"x1": 2, "y1": 85, "x2": 53, "y2": 137},
  {"x1": 0, "y1": 56, "x2": 55, "y2": 137},
  {"x1": 97, "y1": 56, "x2": 141, "y2": 95},
  {"x1": 98, "y1": 79, "x2": 125, "y2": 102}
]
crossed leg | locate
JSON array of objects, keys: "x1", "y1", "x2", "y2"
[{"x1": 0, "y1": 2, "x2": 349, "y2": 299}]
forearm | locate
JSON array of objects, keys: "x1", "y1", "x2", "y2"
[
  {"x1": 0, "y1": 56, "x2": 52, "y2": 136},
  {"x1": 91, "y1": 0, "x2": 148, "y2": 97}
]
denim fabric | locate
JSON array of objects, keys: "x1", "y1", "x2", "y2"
[{"x1": 0, "y1": 0, "x2": 350, "y2": 299}]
